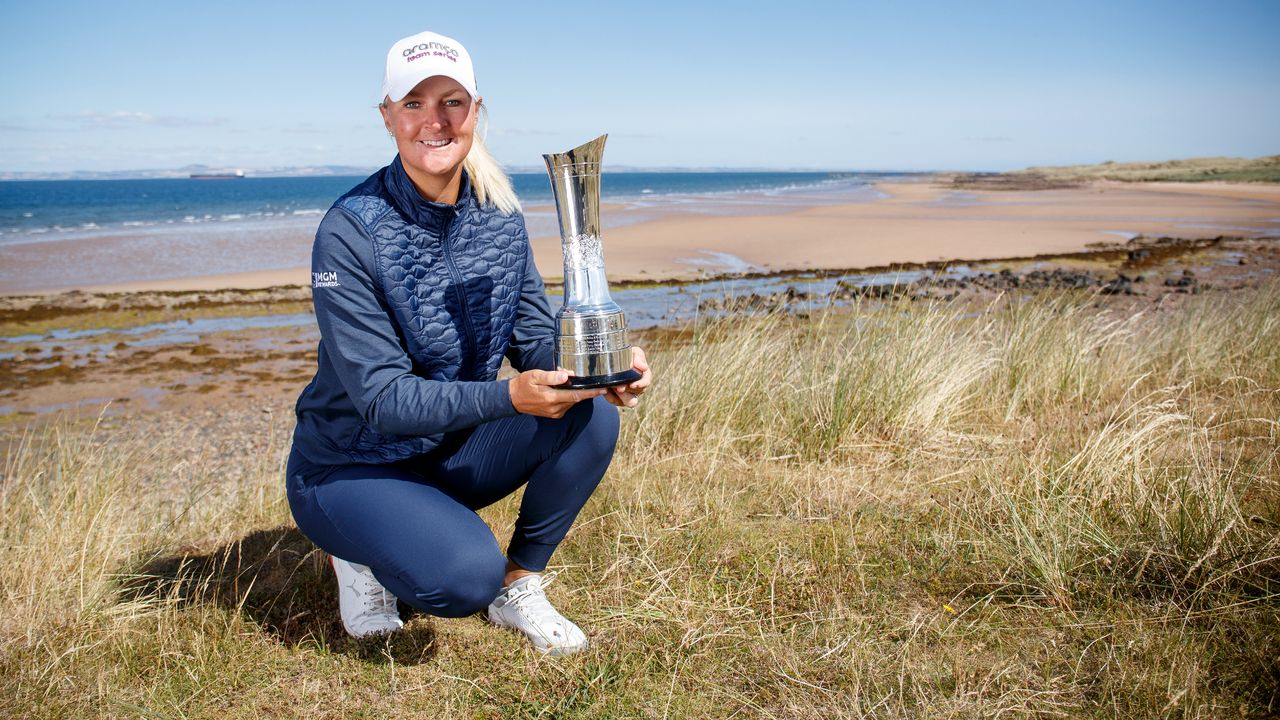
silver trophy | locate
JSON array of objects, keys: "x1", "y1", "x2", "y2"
[{"x1": 544, "y1": 134, "x2": 642, "y2": 389}]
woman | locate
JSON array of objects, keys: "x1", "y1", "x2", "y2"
[{"x1": 286, "y1": 30, "x2": 651, "y2": 656}]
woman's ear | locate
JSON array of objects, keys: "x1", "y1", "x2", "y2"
[{"x1": 378, "y1": 100, "x2": 392, "y2": 133}]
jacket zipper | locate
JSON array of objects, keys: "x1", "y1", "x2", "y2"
[{"x1": 440, "y1": 214, "x2": 480, "y2": 376}]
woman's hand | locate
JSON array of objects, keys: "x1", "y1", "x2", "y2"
[
  {"x1": 606, "y1": 346, "x2": 653, "y2": 409},
  {"x1": 509, "y1": 369, "x2": 607, "y2": 418}
]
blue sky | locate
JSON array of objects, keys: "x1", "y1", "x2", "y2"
[{"x1": 1, "y1": 0, "x2": 1277, "y2": 173}]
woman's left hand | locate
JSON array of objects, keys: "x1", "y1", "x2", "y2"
[{"x1": 607, "y1": 345, "x2": 652, "y2": 409}]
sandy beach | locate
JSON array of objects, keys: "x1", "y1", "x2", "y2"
[
  {"x1": 5, "y1": 179, "x2": 1278, "y2": 295},
  {"x1": 534, "y1": 180, "x2": 1280, "y2": 282}
]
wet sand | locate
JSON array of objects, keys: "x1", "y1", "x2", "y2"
[{"x1": 7, "y1": 180, "x2": 1278, "y2": 295}]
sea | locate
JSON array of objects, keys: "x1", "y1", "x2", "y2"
[{"x1": 0, "y1": 171, "x2": 905, "y2": 293}]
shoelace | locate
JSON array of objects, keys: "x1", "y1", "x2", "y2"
[
  {"x1": 350, "y1": 569, "x2": 398, "y2": 619},
  {"x1": 505, "y1": 571, "x2": 567, "y2": 629}
]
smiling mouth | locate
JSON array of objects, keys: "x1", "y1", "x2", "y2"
[{"x1": 420, "y1": 139, "x2": 453, "y2": 148}]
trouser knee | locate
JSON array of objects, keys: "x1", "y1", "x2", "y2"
[
  {"x1": 393, "y1": 552, "x2": 506, "y2": 618},
  {"x1": 561, "y1": 396, "x2": 620, "y2": 456},
  {"x1": 434, "y1": 573, "x2": 504, "y2": 618}
]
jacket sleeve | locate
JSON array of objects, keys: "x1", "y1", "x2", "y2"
[
  {"x1": 505, "y1": 224, "x2": 557, "y2": 372},
  {"x1": 311, "y1": 207, "x2": 518, "y2": 436}
]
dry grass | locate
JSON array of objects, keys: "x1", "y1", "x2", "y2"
[
  {"x1": 1023, "y1": 155, "x2": 1280, "y2": 184},
  {"x1": 2, "y1": 284, "x2": 1277, "y2": 718}
]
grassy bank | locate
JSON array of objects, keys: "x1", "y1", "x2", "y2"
[
  {"x1": 1026, "y1": 155, "x2": 1280, "y2": 184},
  {"x1": 2, "y1": 285, "x2": 1277, "y2": 717}
]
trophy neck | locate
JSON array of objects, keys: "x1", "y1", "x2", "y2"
[{"x1": 563, "y1": 264, "x2": 617, "y2": 310}]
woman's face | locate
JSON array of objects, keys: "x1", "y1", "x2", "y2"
[{"x1": 380, "y1": 75, "x2": 478, "y2": 199}]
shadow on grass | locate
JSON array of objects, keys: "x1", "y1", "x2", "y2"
[{"x1": 119, "y1": 526, "x2": 438, "y2": 665}]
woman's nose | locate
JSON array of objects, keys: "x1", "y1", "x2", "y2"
[{"x1": 421, "y1": 107, "x2": 446, "y2": 129}]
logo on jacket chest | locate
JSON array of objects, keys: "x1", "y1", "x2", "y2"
[{"x1": 312, "y1": 271, "x2": 340, "y2": 288}]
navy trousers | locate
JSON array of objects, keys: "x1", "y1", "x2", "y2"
[{"x1": 286, "y1": 396, "x2": 619, "y2": 618}]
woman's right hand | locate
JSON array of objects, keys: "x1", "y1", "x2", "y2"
[{"x1": 508, "y1": 369, "x2": 607, "y2": 418}]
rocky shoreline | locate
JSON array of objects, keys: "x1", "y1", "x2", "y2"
[
  {"x1": 0, "y1": 234, "x2": 1276, "y2": 428},
  {"x1": 698, "y1": 234, "x2": 1271, "y2": 313}
]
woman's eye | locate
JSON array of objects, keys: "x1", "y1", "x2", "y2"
[
  {"x1": 444, "y1": 99, "x2": 462, "y2": 107},
  {"x1": 403, "y1": 101, "x2": 420, "y2": 109}
]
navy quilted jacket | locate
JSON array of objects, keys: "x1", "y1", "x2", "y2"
[{"x1": 291, "y1": 157, "x2": 556, "y2": 467}]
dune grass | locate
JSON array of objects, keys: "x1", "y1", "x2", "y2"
[
  {"x1": 1023, "y1": 155, "x2": 1280, "y2": 184},
  {"x1": 2, "y1": 285, "x2": 1277, "y2": 718}
]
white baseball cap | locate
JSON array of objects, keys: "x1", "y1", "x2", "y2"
[{"x1": 381, "y1": 30, "x2": 478, "y2": 103}]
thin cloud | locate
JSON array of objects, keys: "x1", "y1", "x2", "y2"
[
  {"x1": 57, "y1": 111, "x2": 228, "y2": 128},
  {"x1": 288, "y1": 125, "x2": 335, "y2": 135},
  {"x1": 282, "y1": 123, "x2": 373, "y2": 135}
]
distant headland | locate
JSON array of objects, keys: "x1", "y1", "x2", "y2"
[{"x1": 953, "y1": 154, "x2": 1280, "y2": 189}]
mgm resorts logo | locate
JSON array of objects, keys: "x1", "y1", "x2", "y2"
[
  {"x1": 403, "y1": 42, "x2": 458, "y2": 62},
  {"x1": 312, "y1": 271, "x2": 340, "y2": 288}
]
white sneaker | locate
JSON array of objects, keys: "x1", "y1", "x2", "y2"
[
  {"x1": 330, "y1": 555, "x2": 404, "y2": 638},
  {"x1": 487, "y1": 572, "x2": 588, "y2": 656}
]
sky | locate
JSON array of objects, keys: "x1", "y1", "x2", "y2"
[{"x1": 1, "y1": 0, "x2": 1277, "y2": 173}]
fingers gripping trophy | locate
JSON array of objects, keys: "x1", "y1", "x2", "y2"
[{"x1": 543, "y1": 135, "x2": 643, "y2": 389}]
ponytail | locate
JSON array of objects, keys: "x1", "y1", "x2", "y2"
[{"x1": 464, "y1": 105, "x2": 521, "y2": 215}]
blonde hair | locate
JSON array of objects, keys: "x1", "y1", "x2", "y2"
[{"x1": 464, "y1": 104, "x2": 521, "y2": 215}]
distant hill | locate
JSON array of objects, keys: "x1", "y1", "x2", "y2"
[
  {"x1": 0, "y1": 165, "x2": 380, "y2": 181},
  {"x1": 1024, "y1": 155, "x2": 1280, "y2": 183},
  {"x1": 951, "y1": 155, "x2": 1280, "y2": 190}
]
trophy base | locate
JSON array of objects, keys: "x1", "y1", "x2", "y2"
[{"x1": 556, "y1": 368, "x2": 642, "y2": 390}]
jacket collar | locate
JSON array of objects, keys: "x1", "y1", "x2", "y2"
[{"x1": 385, "y1": 155, "x2": 474, "y2": 232}]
